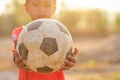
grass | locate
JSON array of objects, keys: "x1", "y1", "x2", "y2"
[{"x1": 65, "y1": 72, "x2": 120, "y2": 80}]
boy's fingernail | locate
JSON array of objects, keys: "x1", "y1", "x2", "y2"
[{"x1": 68, "y1": 55, "x2": 71, "y2": 58}]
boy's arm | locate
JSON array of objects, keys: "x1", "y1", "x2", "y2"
[
  {"x1": 12, "y1": 28, "x2": 31, "y2": 71},
  {"x1": 12, "y1": 49, "x2": 32, "y2": 71}
]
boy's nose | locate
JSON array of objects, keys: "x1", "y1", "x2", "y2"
[{"x1": 38, "y1": 7, "x2": 46, "y2": 12}]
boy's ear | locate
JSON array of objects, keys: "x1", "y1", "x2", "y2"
[{"x1": 24, "y1": 4, "x2": 29, "y2": 13}]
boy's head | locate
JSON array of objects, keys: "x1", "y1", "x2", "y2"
[{"x1": 24, "y1": 0, "x2": 56, "y2": 20}]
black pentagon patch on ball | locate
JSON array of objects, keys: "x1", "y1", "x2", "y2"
[
  {"x1": 27, "y1": 21, "x2": 43, "y2": 31},
  {"x1": 36, "y1": 66, "x2": 54, "y2": 73},
  {"x1": 56, "y1": 23, "x2": 69, "y2": 35},
  {"x1": 18, "y1": 42, "x2": 28, "y2": 60},
  {"x1": 40, "y1": 38, "x2": 58, "y2": 56},
  {"x1": 66, "y1": 47, "x2": 72, "y2": 59}
]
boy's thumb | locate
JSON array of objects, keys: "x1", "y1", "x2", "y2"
[
  {"x1": 72, "y1": 48, "x2": 79, "y2": 57},
  {"x1": 12, "y1": 49, "x2": 19, "y2": 57}
]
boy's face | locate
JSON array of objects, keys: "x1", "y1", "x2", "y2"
[{"x1": 24, "y1": 0, "x2": 56, "y2": 20}]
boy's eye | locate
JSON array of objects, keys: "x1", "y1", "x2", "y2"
[
  {"x1": 32, "y1": 3, "x2": 39, "y2": 6},
  {"x1": 45, "y1": 4, "x2": 52, "y2": 7}
]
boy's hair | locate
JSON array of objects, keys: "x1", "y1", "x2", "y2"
[
  {"x1": 26, "y1": 0, "x2": 56, "y2": 4},
  {"x1": 26, "y1": 0, "x2": 28, "y2": 4}
]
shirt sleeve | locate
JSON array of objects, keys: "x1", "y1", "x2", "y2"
[
  {"x1": 12, "y1": 27, "x2": 23, "y2": 48},
  {"x1": 12, "y1": 27, "x2": 23, "y2": 62}
]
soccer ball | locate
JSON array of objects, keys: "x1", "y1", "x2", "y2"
[{"x1": 16, "y1": 19, "x2": 73, "y2": 73}]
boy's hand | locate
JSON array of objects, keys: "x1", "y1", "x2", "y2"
[
  {"x1": 58, "y1": 48, "x2": 78, "y2": 71},
  {"x1": 12, "y1": 49, "x2": 32, "y2": 72}
]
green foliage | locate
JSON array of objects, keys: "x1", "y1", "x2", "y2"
[
  {"x1": 0, "y1": 14, "x2": 14, "y2": 36},
  {"x1": 0, "y1": 1, "x2": 120, "y2": 36},
  {"x1": 115, "y1": 13, "x2": 120, "y2": 30},
  {"x1": 58, "y1": 9, "x2": 81, "y2": 32},
  {"x1": 0, "y1": 0, "x2": 30, "y2": 36},
  {"x1": 12, "y1": 0, "x2": 31, "y2": 27},
  {"x1": 86, "y1": 10, "x2": 107, "y2": 33}
]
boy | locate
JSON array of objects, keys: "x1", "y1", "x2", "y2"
[{"x1": 12, "y1": 0, "x2": 78, "y2": 80}]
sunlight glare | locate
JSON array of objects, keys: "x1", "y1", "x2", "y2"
[
  {"x1": 64, "y1": 0, "x2": 120, "y2": 13},
  {"x1": 0, "y1": 0, "x2": 11, "y2": 15}
]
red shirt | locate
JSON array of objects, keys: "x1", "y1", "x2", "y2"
[{"x1": 12, "y1": 26, "x2": 65, "y2": 80}]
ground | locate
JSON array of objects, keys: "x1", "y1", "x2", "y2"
[{"x1": 0, "y1": 34, "x2": 120, "y2": 80}]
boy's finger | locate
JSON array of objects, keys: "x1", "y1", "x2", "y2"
[
  {"x1": 15, "y1": 57, "x2": 22, "y2": 64},
  {"x1": 64, "y1": 60, "x2": 75, "y2": 67},
  {"x1": 59, "y1": 66, "x2": 70, "y2": 71},
  {"x1": 67, "y1": 55, "x2": 77, "y2": 63},
  {"x1": 57, "y1": 67, "x2": 65, "y2": 72},
  {"x1": 12, "y1": 49, "x2": 20, "y2": 58},
  {"x1": 71, "y1": 48, "x2": 79, "y2": 57}
]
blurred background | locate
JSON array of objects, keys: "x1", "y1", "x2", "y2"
[{"x1": 0, "y1": 0, "x2": 120, "y2": 80}]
